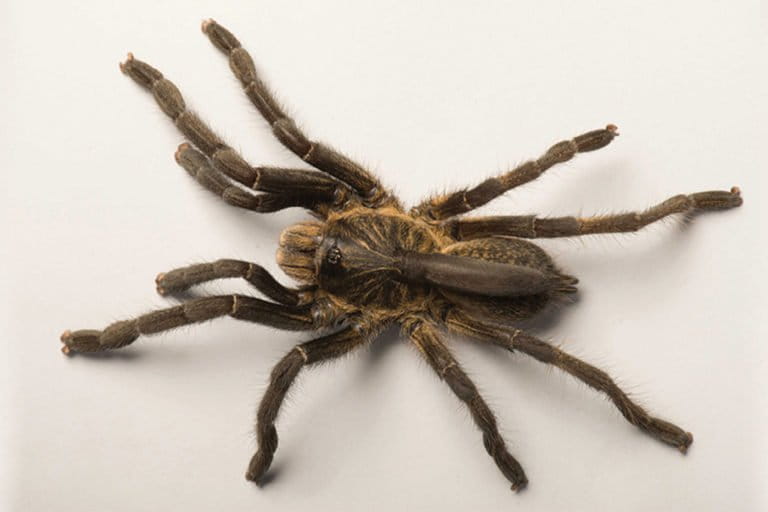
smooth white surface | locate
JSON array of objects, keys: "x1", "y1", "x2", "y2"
[{"x1": 3, "y1": 1, "x2": 767, "y2": 511}]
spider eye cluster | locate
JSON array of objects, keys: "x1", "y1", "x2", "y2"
[{"x1": 326, "y1": 246, "x2": 342, "y2": 265}]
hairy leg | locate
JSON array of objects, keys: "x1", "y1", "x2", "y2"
[
  {"x1": 247, "y1": 325, "x2": 372, "y2": 483},
  {"x1": 155, "y1": 259, "x2": 303, "y2": 305},
  {"x1": 60, "y1": 295, "x2": 314, "y2": 354},
  {"x1": 201, "y1": 20, "x2": 390, "y2": 206},
  {"x1": 448, "y1": 187, "x2": 742, "y2": 240},
  {"x1": 174, "y1": 143, "x2": 340, "y2": 213},
  {"x1": 406, "y1": 318, "x2": 528, "y2": 491},
  {"x1": 413, "y1": 125, "x2": 617, "y2": 220},
  {"x1": 120, "y1": 54, "x2": 346, "y2": 210},
  {"x1": 443, "y1": 310, "x2": 693, "y2": 452}
]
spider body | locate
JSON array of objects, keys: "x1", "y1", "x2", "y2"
[
  {"x1": 61, "y1": 20, "x2": 742, "y2": 492},
  {"x1": 279, "y1": 207, "x2": 573, "y2": 322},
  {"x1": 282, "y1": 207, "x2": 440, "y2": 312}
]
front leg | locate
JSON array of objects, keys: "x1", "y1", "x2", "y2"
[
  {"x1": 120, "y1": 55, "x2": 348, "y2": 214},
  {"x1": 201, "y1": 20, "x2": 391, "y2": 207},
  {"x1": 155, "y1": 259, "x2": 303, "y2": 306}
]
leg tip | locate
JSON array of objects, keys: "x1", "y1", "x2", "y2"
[
  {"x1": 729, "y1": 186, "x2": 743, "y2": 207},
  {"x1": 511, "y1": 479, "x2": 528, "y2": 492},
  {"x1": 59, "y1": 329, "x2": 105, "y2": 354},
  {"x1": 730, "y1": 186, "x2": 743, "y2": 206},
  {"x1": 60, "y1": 330, "x2": 75, "y2": 356},
  {"x1": 606, "y1": 123, "x2": 619, "y2": 135},
  {"x1": 245, "y1": 470, "x2": 266, "y2": 487},
  {"x1": 201, "y1": 18, "x2": 215, "y2": 34},
  {"x1": 155, "y1": 272, "x2": 168, "y2": 295},
  {"x1": 174, "y1": 143, "x2": 190, "y2": 164},
  {"x1": 119, "y1": 52, "x2": 134, "y2": 74},
  {"x1": 678, "y1": 432, "x2": 694, "y2": 454}
]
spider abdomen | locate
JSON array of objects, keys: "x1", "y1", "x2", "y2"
[{"x1": 440, "y1": 237, "x2": 577, "y2": 322}]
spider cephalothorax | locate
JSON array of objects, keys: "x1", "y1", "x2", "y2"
[{"x1": 60, "y1": 20, "x2": 742, "y2": 491}]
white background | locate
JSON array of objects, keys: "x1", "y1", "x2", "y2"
[{"x1": 2, "y1": 1, "x2": 766, "y2": 511}]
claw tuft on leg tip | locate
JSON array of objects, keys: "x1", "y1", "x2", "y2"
[
  {"x1": 119, "y1": 52, "x2": 134, "y2": 74},
  {"x1": 202, "y1": 19, "x2": 215, "y2": 33},
  {"x1": 174, "y1": 143, "x2": 190, "y2": 163},
  {"x1": 155, "y1": 272, "x2": 168, "y2": 295},
  {"x1": 60, "y1": 330, "x2": 72, "y2": 342},
  {"x1": 606, "y1": 123, "x2": 619, "y2": 135},
  {"x1": 511, "y1": 480, "x2": 528, "y2": 492},
  {"x1": 678, "y1": 432, "x2": 694, "y2": 454},
  {"x1": 730, "y1": 186, "x2": 741, "y2": 196}
]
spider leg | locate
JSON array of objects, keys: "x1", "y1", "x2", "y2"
[
  {"x1": 448, "y1": 187, "x2": 743, "y2": 240},
  {"x1": 413, "y1": 126, "x2": 618, "y2": 220},
  {"x1": 201, "y1": 20, "x2": 390, "y2": 206},
  {"x1": 174, "y1": 143, "x2": 340, "y2": 213},
  {"x1": 60, "y1": 295, "x2": 313, "y2": 354},
  {"x1": 155, "y1": 259, "x2": 302, "y2": 305},
  {"x1": 442, "y1": 309, "x2": 693, "y2": 453},
  {"x1": 247, "y1": 325, "x2": 373, "y2": 484},
  {"x1": 120, "y1": 54, "x2": 347, "y2": 212},
  {"x1": 406, "y1": 318, "x2": 528, "y2": 491}
]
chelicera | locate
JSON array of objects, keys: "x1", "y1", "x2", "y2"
[{"x1": 61, "y1": 19, "x2": 742, "y2": 491}]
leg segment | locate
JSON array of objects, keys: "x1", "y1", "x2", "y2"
[
  {"x1": 406, "y1": 318, "x2": 528, "y2": 491},
  {"x1": 155, "y1": 259, "x2": 302, "y2": 305},
  {"x1": 414, "y1": 126, "x2": 618, "y2": 220},
  {"x1": 448, "y1": 187, "x2": 742, "y2": 240},
  {"x1": 60, "y1": 295, "x2": 314, "y2": 354},
  {"x1": 201, "y1": 20, "x2": 389, "y2": 206},
  {"x1": 443, "y1": 309, "x2": 693, "y2": 453},
  {"x1": 174, "y1": 143, "x2": 333, "y2": 212},
  {"x1": 511, "y1": 332, "x2": 693, "y2": 452},
  {"x1": 246, "y1": 326, "x2": 371, "y2": 483},
  {"x1": 120, "y1": 54, "x2": 346, "y2": 209}
]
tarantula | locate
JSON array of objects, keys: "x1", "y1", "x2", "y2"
[{"x1": 60, "y1": 19, "x2": 743, "y2": 491}]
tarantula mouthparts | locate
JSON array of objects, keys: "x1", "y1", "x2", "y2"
[{"x1": 60, "y1": 19, "x2": 742, "y2": 492}]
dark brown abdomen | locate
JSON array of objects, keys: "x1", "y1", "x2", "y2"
[{"x1": 440, "y1": 237, "x2": 576, "y2": 322}]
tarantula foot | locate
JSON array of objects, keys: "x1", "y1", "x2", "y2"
[
  {"x1": 60, "y1": 329, "x2": 103, "y2": 355},
  {"x1": 677, "y1": 431, "x2": 694, "y2": 454},
  {"x1": 511, "y1": 479, "x2": 528, "y2": 492},
  {"x1": 201, "y1": 18, "x2": 215, "y2": 34},
  {"x1": 118, "y1": 52, "x2": 134, "y2": 74},
  {"x1": 245, "y1": 451, "x2": 273, "y2": 486},
  {"x1": 605, "y1": 123, "x2": 619, "y2": 135},
  {"x1": 692, "y1": 188, "x2": 743, "y2": 210},
  {"x1": 173, "y1": 143, "x2": 191, "y2": 164},
  {"x1": 155, "y1": 272, "x2": 168, "y2": 295}
]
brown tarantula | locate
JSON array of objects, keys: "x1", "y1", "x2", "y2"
[{"x1": 60, "y1": 20, "x2": 743, "y2": 491}]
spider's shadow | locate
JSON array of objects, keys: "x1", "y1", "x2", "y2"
[{"x1": 366, "y1": 325, "x2": 402, "y2": 364}]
